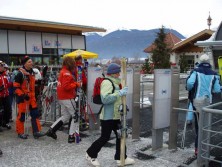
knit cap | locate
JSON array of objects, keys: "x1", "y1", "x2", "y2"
[
  {"x1": 21, "y1": 55, "x2": 31, "y2": 65},
  {"x1": 107, "y1": 63, "x2": 121, "y2": 74},
  {"x1": 199, "y1": 54, "x2": 210, "y2": 63}
]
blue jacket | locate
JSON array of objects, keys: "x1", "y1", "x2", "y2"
[{"x1": 186, "y1": 62, "x2": 221, "y2": 103}]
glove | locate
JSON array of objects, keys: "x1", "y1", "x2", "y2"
[
  {"x1": 76, "y1": 81, "x2": 82, "y2": 88},
  {"x1": 0, "y1": 85, "x2": 4, "y2": 91},
  {"x1": 24, "y1": 94, "x2": 30, "y2": 101},
  {"x1": 118, "y1": 86, "x2": 128, "y2": 97}
]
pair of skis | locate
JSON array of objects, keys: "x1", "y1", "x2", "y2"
[
  {"x1": 73, "y1": 65, "x2": 82, "y2": 143},
  {"x1": 120, "y1": 57, "x2": 127, "y2": 166}
]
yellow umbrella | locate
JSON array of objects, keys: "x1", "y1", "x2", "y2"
[{"x1": 63, "y1": 49, "x2": 98, "y2": 59}]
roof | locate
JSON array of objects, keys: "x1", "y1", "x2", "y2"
[
  {"x1": 144, "y1": 32, "x2": 182, "y2": 53},
  {"x1": 0, "y1": 16, "x2": 106, "y2": 35},
  {"x1": 195, "y1": 21, "x2": 222, "y2": 47},
  {"x1": 172, "y1": 29, "x2": 214, "y2": 53}
]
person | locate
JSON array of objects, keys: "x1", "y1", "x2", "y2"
[
  {"x1": 186, "y1": 54, "x2": 221, "y2": 156},
  {"x1": 0, "y1": 148, "x2": 2, "y2": 156},
  {"x1": 13, "y1": 56, "x2": 45, "y2": 139},
  {"x1": 86, "y1": 63, "x2": 135, "y2": 167},
  {"x1": 75, "y1": 55, "x2": 87, "y2": 93},
  {"x1": 0, "y1": 61, "x2": 12, "y2": 131},
  {"x1": 33, "y1": 66, "x2": 42, "y2": 107},
  {"x1": 45, "y1": 56, "x2": 81, "y2": 143},
  {"x1": 4, "y1": 63, "x2": 13, "y2": 122}
]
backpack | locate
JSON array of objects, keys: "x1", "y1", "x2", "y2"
[
  {"x1": 92, "y1": 76, "x2": 116, "y2": 116},
  {"x1": 92, "y1": 77, "x2": 115, "y2": 104},
  {"x1": 10, "y1": 69, "x2": 25, "y2": 94},
  {"x1": 10, "y1": 69, "x2": 19, "y2": 83}
]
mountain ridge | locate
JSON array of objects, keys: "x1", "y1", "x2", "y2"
[{"x1": 85, "y1": 29, "x2": 185, "y2": 59}]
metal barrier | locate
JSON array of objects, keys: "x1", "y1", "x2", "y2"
[
  {"x1": 140, "y1": 74, "x2": 188, "y2": 109},
  {"x1": 199, "y1": 102, "x2": 222, "y2": 167},
  {"x1": 173, "y1": 101, "x2": 222, "y2": 167},
  {"x1": 140, "y1": 79, "x2": 153, "y2": 109},
  {"x1": 40, "y1": 81, "x2": 61, "y2": 125}
]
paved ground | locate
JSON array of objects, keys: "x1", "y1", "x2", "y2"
[{"x1": 0, "y1": 96, "x2": 222, "y2": 167}]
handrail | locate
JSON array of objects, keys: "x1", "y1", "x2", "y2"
[{"x1": 198, "y1": 101, "x2": 222, "y2": 166}]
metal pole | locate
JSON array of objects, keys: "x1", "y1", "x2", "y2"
[
  {"x1": 132, "y1": 71, "x2": 140, "y2": 139},
  {"x1": 169, "y1": 67, "x2": 180, "y2": 149},
  {"x1": 195, "y1": 97, "x2": 210, "y2": 166},
  {"x1": 141, "y1": 81, "x2": 144, "y2": 109}
]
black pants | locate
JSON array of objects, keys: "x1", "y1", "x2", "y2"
[
  {"x1": 0, "y1": 96, "x2": 12, "y2": 126},
  {"x1": 86, "y1": 119, "x2": 127, "y2": 160}
]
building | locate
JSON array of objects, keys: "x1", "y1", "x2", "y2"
[
  {"x1": 143, "y1": 29, "x2": 215, "y2": 71},
  {"x1": 171, "y1": 29, "x2": 214, "y2": 70},
  {"x1": 143, "y1": 32, "x2": 182, "y2": 67},
  {"x1": 195, "y1": 21, "x2": 222, "y2": 69},
  {"x1": 0, "y1": 16, "x2": 106, "y2": 66}
]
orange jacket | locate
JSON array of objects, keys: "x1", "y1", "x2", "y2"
[
  {"x1": 13, "y1": 67, "x2": 37, "y2": 110},
  {"x1": 57, "y1": 66, "x2": 80, "y2": 100}
]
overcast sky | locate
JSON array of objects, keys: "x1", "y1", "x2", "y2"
[{"x1": 0, "y1": 0, "x2": 221, "y2": 37}]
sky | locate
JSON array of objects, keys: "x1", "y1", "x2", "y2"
[{"x1": 0, "y1": 0, "x2": 221, "y2": 37}]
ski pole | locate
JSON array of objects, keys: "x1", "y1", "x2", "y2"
[
  {"x1": 86, "y1": 102, "x2": 97, "y2": 124},
  {"x1": 24, "y1": 101, "x2": 29, "y2": 135}
]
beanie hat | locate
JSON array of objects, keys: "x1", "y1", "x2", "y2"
[
  {"x1": 107, "y1": 63, "x2": 121, "y2": 75},
  {"x1": 199, "y1": 54, "x2": 210, "y2": 63},
  {"x1": 22, "y1": 55, "x2": 31, "y2": 65}
]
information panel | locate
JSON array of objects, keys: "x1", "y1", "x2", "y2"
[{"x1": 153, "y1": 69, "x2": 171, "y2": 129}]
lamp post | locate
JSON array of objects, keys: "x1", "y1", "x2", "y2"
[{"x1": 207, "y1": 12, "x2": 212, "y2": 30}]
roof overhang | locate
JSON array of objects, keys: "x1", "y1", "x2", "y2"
[
  {"x1": 0, "y1": 16, "x2": 106, "y2": 35},
  {"x1": 195, "y1": 41, "x2": 222, "y2": 47},
  {"x1": 172, "y1": 29, "x2": 214, "y2": 53}
]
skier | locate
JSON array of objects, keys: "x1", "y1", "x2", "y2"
[
  {"x1": 45, "y1": 56, "x2": 81, "y2": 143},
  {"x1": 74, "y1": 55, "x2": 87, "y2": 93},
  {"x1": 13, "y1": 56, "x2": 45, "y2": 139},
  {"x1": 86, "y1": 63, "x2": 135, "y2": 166},
  {"x1": 0, "y1": 61, "x2": 12, "y2": 131},
  {"x1": 186, "y1": 54, "x2": 221, "y2": 155}
]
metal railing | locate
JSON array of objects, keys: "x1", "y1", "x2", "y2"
[
  {"x1": 173, "y1": 101, "x2": 222, "y2": 167},
  {"x1": 198, "y1": 102, "x2": 222, "y2": 167}
]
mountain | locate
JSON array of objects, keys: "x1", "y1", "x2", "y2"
[{"x1": 85, "y1": 29, "x2": 185, "y2": 59}]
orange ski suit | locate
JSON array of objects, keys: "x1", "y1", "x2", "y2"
[{"x1": 13, "y1": 67, "x2": 42, "y2": 134}]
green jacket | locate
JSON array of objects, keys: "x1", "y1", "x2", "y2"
[{"x1": 99, "y1": 76, "x2": 122, "y2": 120}]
